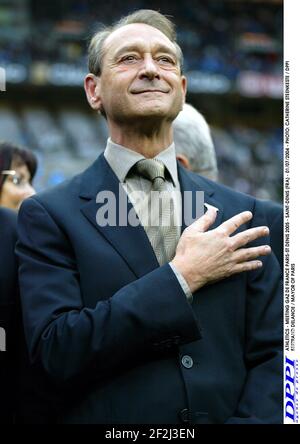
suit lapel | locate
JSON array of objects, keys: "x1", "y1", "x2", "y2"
[
  {"x1": 177, "y1": 163, "x2": 224, "y2": 232},
  {"x1": 79, "y1": 155, "x2": 224, "y2": 279},
  {"x1": 80, "y1": 154, "x2": 159, "y2": 279}
]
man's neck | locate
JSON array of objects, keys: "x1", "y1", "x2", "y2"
[{"x1": 108, "y1": 122, "x2": 173, "y2": 158}]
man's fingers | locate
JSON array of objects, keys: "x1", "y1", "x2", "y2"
[
  {"x1": 188, "y1": 207, "x2": 218, "y2": 233},
  {"x1": 233, "y1": 245, "x2": 271, "y2": 263},
  {"x1": 217, "y1": 211, "x2": 253, "y2": 236},
  {"x1": 231, "y1": 226, "x2": 270, "y2": 249},
  {"x1": 231, "y1": 260, "x2": 264, "y2": 275}
]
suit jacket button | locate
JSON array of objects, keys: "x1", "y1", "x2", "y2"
[
  {"x1": 181, "y1": 355, "x2": 193, "y2": 369},
  {"x1": 179, "y1": 408, "x2": 191, "y2": 423}
]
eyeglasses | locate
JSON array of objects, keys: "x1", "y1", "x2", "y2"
[{"x1": 1, "y1": 170, "x2": 31, "y2": 187}]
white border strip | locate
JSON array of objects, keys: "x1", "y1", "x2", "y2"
[{"x1": 283, "y1": 0, "x2": 299, "y2": 425}]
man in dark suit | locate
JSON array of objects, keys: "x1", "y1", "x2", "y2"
[
  {"x1": 0, "y1": 207, "x2": 18, "y2": 423},
  {"x1": 0, "y1": 207, "x2": 53, "y2": 424},
  {"x1": 16, "y1": 10, "x2": 282, "y2": 424}
]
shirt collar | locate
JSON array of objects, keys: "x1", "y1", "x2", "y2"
[{"x1": 104, "y1": 138, "x2": 178, "y2": 185}]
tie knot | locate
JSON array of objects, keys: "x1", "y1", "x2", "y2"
[{"x1": 134, "y1": 159, "x2": 166, "y2": 183}]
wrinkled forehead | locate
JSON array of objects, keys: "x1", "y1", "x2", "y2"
[{"x1": 103, "y1": 23, "x2": 178, "y2": 60}]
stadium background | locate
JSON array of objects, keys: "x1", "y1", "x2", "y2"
[{"x1": 0, "y1": 0, "x2": 283, "y2": 201}]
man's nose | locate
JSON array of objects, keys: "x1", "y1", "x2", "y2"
[{"x1": 139, "y1": 55, "x2": 160, "y2": 80}]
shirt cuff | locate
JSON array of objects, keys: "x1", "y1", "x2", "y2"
[{"x1": 169, "y1": 262, "x2": 193, "y2": 304}]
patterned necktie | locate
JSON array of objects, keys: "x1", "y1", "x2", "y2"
[{"x1": 133, "y1": 158, "x2": 178, "y2": 265}]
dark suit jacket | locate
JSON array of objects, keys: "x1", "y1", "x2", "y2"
[
  {"x1": 16, "y1": 154, "x2": 283, "y2": 424},
  {"x1": 0, "y1": 207, "x2": 18, "y2": 423},
  {"x1": 0, "y1": 207, "x2": 53, "y2": 424},
  {"x1": 258, "y1": 200, "x2": 283, "y2": 271}
]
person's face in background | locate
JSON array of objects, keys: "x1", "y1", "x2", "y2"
[{"x1": 0, "y1": 160, "x2": 35, "y2": 211}]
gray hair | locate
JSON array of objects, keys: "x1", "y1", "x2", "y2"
[
  {"x1": 173, "y1": 103, "x2": 218, "y2": 180},
  {"x1": 88, "y1": 9, "x2": 184, "y2": 76}
]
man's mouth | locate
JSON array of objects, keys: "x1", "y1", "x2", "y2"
[{"x1": 131, "y1": 89, "x2": 169, "y2": 94}]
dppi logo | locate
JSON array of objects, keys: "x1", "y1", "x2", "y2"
[
  {"x1": 0, "y1": 326, "x2": 6, "y2": 351},
  {"x1": 285, "y1": 356, "x2": 298, "y2": 422}
]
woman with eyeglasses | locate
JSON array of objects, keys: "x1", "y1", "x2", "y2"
[{"x1": 0, "y1": 142, "x2": 37, "y2": 211}]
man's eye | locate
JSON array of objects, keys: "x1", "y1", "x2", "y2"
[
  {"x1": 121, "y1": 55, "x2": 138, "y2": 63},
  {"x1": 157, "y1": 56, "x2": 174, "y2": 64}
]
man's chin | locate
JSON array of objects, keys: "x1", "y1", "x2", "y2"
[
  {"x1": 112, "y1": 101, "x2": 181, "y2": 124},
  {"x1": 133, "y1": 103, "x2": 174, "y2": 118}
]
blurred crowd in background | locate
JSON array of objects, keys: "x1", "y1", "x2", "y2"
[
  {"x1": 0, "y1": 0, "x2": 283, "y2": 201},
  {"x1": 0, "y1": 0, "x2": 283, "y2": 79}
]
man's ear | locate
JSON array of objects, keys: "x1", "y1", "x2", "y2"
[
  {"x1": 84, "y1": 74, "x2": 102, "y2": 111},
  {"x1": 181, "y1": 76, "x2": 187, "y2": 106},
  {"x1": 176, "y1": 154, "x2": 191, "y2": 170}
]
